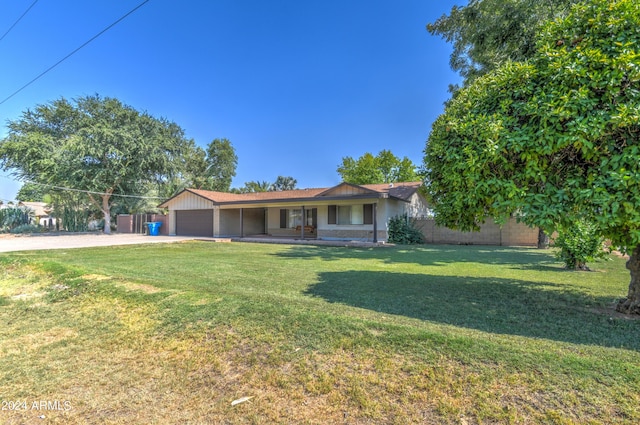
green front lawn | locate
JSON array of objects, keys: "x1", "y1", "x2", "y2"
[{"x1": 1, "y1": 242, "x2": 638, "y2": 424}]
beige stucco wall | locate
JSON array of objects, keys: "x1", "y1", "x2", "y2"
[
  {"x1": 242, "y1": 208, "x2": 266, "y2": 236},
  {"x1": 218, "y1": 209, "x2": 240, "y2": 237}
]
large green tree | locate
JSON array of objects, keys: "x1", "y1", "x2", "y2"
[
  {"x1": 160, "y1": 138, "x2": 238, "y2": 196},
  {"x1": 16, "y1": 182, "x2": 48, "y2": 202},
  {"x1": 429, "y1": 0, "x2": 578, "y2": 248},
  {"x1": 337, "y1": 150, "x2": 418, "y2": 185},
  {"x1": 0, "y1": 95, "x2": 191, "y2": 234},
  {"x1": 272, "y1": 176, "x2": 298, "y2": 191},
  {"x1": 204, "y1": 138, "x2": 237, "y2": 192},
  {"x1": 236, "y1": 180, "x2": 273, "y2": 193},
  {"x1": 424, "y1": 0, "x2": 640, "y2": 314},
  {"x1": 428, "y1": 0, "x2": 577, "y2": 90}
]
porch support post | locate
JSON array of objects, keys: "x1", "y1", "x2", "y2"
[
  {"x1": 301, "y1": 206, "x2": 305, "y2": 239},
  {"x1": 373, "y1": 203, "x2": 378, "y2": 243},
  {"x1": 240, "y1": 208, "x2": 244, "y2": 238},
  {"x1": 211, "y1": 203, "x2": 216, "y2": 238}
]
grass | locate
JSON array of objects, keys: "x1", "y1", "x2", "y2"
[{"x1": 0, "y1": 241, "x2": 638, "y2": 424}]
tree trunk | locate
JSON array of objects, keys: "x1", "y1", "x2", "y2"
[
  {"x1": 537, "y1": 227, "x2": 549, "y2": 249},
  {"x1": 101, "y1": 194, "x2": 111, "y2": 235},
  {"x1": 616, "y1": 244, "x2": 640, "y2": 315}
]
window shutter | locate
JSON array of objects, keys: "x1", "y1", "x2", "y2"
[
  {"x1": 280, "y1": 209, "x2": 287, "y2": 228},
  {"x1": 328, "y1": 205, "x2": 336, "y2": 224},
  {"x1": 363, "y1": 204, "x2": 373, "y2": 224}
]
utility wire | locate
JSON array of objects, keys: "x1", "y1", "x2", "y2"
[
  {"x1": 0, "y1": 0, "x2": 150, "y2": 105},
  {"x1": 0, "y1": 0, "x2": 39, "y2": 43},
  {"x1": 25, "y1": 181, "x2": 166, "y2": 200}
]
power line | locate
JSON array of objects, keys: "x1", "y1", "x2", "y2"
[
  {"x1": 25, "y1": 181, "x2": 165, "y2": 200},
  {"x1": 0, "y1": 0, "x2": 39, "y2": 43},
  {"x1": 0, "y1": 0, "x2": 150, "y2": 106}
]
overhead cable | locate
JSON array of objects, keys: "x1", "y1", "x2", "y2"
[
  {"x1": 25, "y1": 181, "x2": 165, "y2": 200},
  {"x1": 0, "y1": 0, "x2": 39, "y2": 43},
  {"x1": 0, "y1": 0, "x2": 150, "y2": 105}
]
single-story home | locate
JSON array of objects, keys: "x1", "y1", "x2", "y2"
[
  {"x1": 158, "y1": 181, "x2": 429, "y2": 242},
  {"x1": 18, "y1": 201, "x2": 56, "y2": 227}
]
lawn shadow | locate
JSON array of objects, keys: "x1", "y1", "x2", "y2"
[
  {"x1": 275, "y1": 244, "x2": 561, "y2": 271},
  {"x1": 304, "y1": 270, "x2": 638, "y2": 350}
]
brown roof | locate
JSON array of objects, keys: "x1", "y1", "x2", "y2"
[
  {"x1": 188, "y1": 187, "x2": 328, "y2": 203},
  {"x1": 18, "y1": 201, "x2": 52, "y2": 216},
  {"x1": 360, "y1": 182, "x2": 422, "y2": 202},
  {"x1": 158, "y1": 182, "x2": 422, "y2": 208}
]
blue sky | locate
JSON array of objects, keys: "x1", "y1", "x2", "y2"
[{"x1": 0, "y1": 0, "x2": 461, "y2": 202}]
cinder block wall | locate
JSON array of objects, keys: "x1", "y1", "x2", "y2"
[{"x1": 416, "y1": 218, "x2": 538, "y2": 246}]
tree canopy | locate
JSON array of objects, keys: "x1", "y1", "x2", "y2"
[
  {"x1": 423, "y1": 0, "x2": 640, "y2": 313},
  {"x1": 160, "y1": 138, "x2": 238, "y2": 197},
  {"x1": 428, "y1": 0, "x2": 577, "y2": 90},
  {"x1": 16, "y1": 182, "x2": 48, "y2": 202},
  {"x1": 238, "y1": 180, "x2": 273, "y2": 193},
  {"x1": 272, "y1": 176, "x2": 298, "y2": 191},
  {"x1": 204, "y1": 138, "x2": 238, "y2": 192},
  {"x1": 231, "y1": 176, "x2": 298, "y2": 193},
  {"x1": 0, "y1": 95, "x2": 192, "y2": 234},
  {"x1": 337, "y1": 150, "x2": 418, "y2": 185}
]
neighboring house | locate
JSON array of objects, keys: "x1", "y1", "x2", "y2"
[
  {"x1": 158, "y1": 182, "x2": 429, "y2": 242},
  {"x1": 18, "y1": 201, "x2": 56, "y2": 227}
]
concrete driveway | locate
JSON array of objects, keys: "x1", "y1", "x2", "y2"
[{"x1": 0, "y1": 233, "x2": 196, "y2": 253}]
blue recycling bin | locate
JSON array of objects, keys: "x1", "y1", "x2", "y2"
[{"x1": 147, "y1": 222, "x2": 162, "y2": 236}]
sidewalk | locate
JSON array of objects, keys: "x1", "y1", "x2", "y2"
[{"x1": 0, "y1": 233, "x2": 195, "y2": 253}]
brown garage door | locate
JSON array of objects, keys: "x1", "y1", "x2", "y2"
[{"x1": 176, "y1": 210, "x2": 213, "y2": 236}]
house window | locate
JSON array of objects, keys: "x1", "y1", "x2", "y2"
[
  {"x1": 288, "y1": 209, "x2": 302, "y2": 228},
  {"x1": 328, "y1": 204, "x2": 374, "y2": 225},
  {"x1": 280, "y1": 209, "x2": 315, "y2": 228}
]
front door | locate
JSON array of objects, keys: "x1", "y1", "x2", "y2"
[{"x1": 301, "y1": 207, "x2": 317, "y2": 238}]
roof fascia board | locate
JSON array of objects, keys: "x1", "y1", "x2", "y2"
[{"x1": 213, "y1": 193, "x2": 387, "y2": 208}]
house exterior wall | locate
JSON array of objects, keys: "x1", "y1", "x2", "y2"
[
  {"x1": 265, "y1": 203, "x2": 384, "y2": 241},
  {"x1": 406, "y1": 192, "x2": 432, "y2": 218},
  {"x1": 261, "y1": 196, "x2": 429, "y2": 242},
  {"x1": 266, "y1": 207, "x2": 296, "y2": 237},
  {"x1": 159, "y1": 185, "x2": 430, "y2": 242},
  {"x1": 242, "y1": 208, "x2": 266, "y2": 236},
  {"x1": 218, "y1": 209, "x2": 240, "y2": 237},
  {"x1": 318, "y1": 201, "x2": 386, "y2": 242}
]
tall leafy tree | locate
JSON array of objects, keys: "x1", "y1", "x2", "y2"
[
  {"x1": 241, "y1": 180, "x2": 272, "y2": 193},
  {"x1": 423, "y1": 0, "x2": 640, "y2": 314},
  {"x1": 272, "y1": 176, "x2": 297, "y2": 191},
  {"x1": 337, "y1": 150, "x2": 418, "y2": 184},
  {"x1": 159, "y1": 140, "x2": 208, "y2": 198},
  {"x1": 0, "y1": 95, "x2": 191, "y2": 234},
  {"x1": 204, "y1": 138, "x2": 237, "y2": 192},
  {"x1": 427, "y1": 0, "x2": 577, "y2": 90},
  {"x1": 429, "y1": 0, "x2": 578, "y2": 248},
  {"x1": 16, "y1": 182, "x2": 48, "y2": 202}
]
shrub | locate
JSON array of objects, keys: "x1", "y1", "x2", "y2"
[
  {"x1": 10, "y1": 224, "x2": 44, "y2": 234},
  {"x1": 388, "y1": 214, "x2": 424, "y2": 244},
  {"x1": 0, "y1": 206, "x2": 32, "y2": 232},
  {"x1": 553, "y1": 219, "x2": 608, "y2": 270}
]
